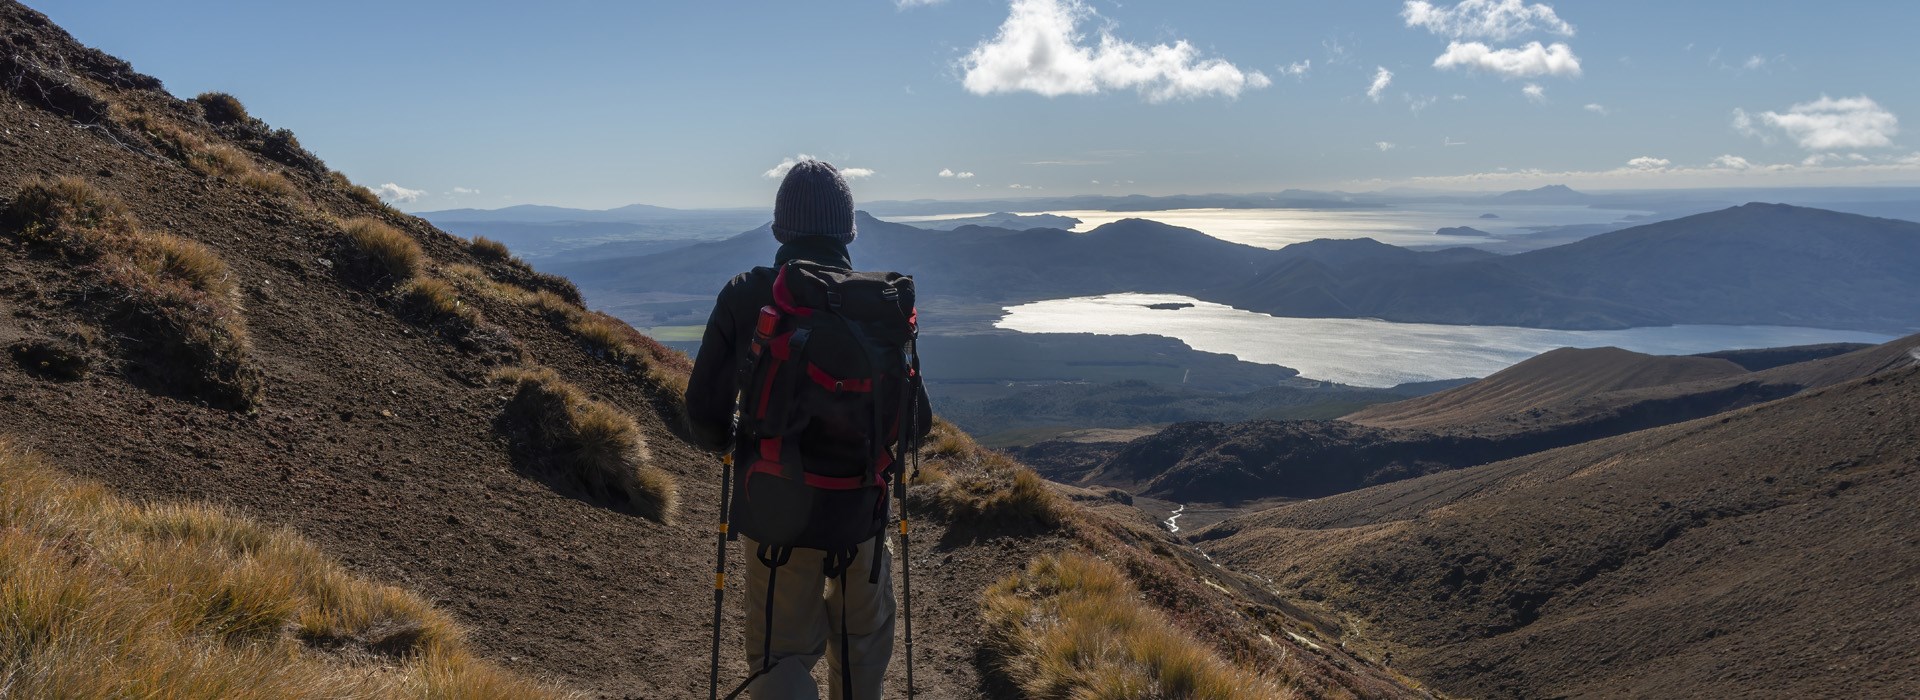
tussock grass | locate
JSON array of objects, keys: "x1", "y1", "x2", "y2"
[
  {"x1": 331, "y1": 171, "x2": 390, "y2": 209},
  {"x1": 239, "y1": 167, "x2": 297, "y2": 197},
  {"x1": 491, "y1": 366, "x2": 678, "y2": 523},
  {"x1": 194, "y1": 91, "x2": 250, "y2": 125},
  {"x1": 339, "y1": 216, "x2": 424, "y2": 286},
  {"x1": 0, "y1": 439, "x2": 567, "y2": 699},
  {"x1": 398, "y1": 276, "x2": 481, "y2": 330},
  {"x1": 4, "y1": 178, "x2": 260, "y2": 407},
  {"x1": 983, "y1": 552, "x2": 1293, "y2": 700},
  {"x1": 443, "y1": 265, "x2": 690, "y2": 395},
  {"x1": 113, "y1": 104, "x2": 299, "y2": 201},
  {"x1": 188, "y1": 142, "x2": 253, "y2": 179},
  {"x1": 916, "y1": 420, "x2": 1065, "y2": 530},
  {"x1": 470, "y1": 236, "x2": 514, "y2": 262}
]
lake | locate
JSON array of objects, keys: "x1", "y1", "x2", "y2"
[
  {"x1": 895, "y1": 204, "x2": 1649, "y2": 249},
  {"x1": 996, "y1": 294, "x2": 1896, "y2": 387}
]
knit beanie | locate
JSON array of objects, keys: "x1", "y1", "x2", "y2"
[{"x1": 771, "y1": 159, "x2": 857, "y2": 245}]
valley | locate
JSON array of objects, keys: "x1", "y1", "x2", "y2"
[{"x1": 7, "y1": 1, "x2": 1920, "y2": 697}]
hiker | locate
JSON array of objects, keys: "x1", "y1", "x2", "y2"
[{"x1": 686, "y1": 159, "x2": 932, "y2": 700}]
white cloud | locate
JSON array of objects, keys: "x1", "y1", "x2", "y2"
[
  {"x1": 1627, "y1": 156, "x2": 1671, "y2": 170},
  {"x1": 1737, "y1": 95, "x2": 1900, "y2": 151},
  {"x1": 1280, "y1": 59, "x2": 1311, "y2": 78},
  {"x1": 896, "y1": 0, "x2": 945, "y2": 7},
  {"x1": 1008, "y1": 183, "x2": 1039, "y2": 189},
  {"x1": 1376, "y1": 141, "x2": 1397, "y2": 151},
  {"x1": 1444, "y1": 136, "x2": 1468, "y2": 146},
  {"x1": 1406, "y1": 93, "x2": 1439, "y2": 114},
  {"x1": 763, "y1": 155, "x2": 874, "y2": 179},
  {"x1": 375, "y1": 183, "x2": 424, "y2": 203},
  {"x1": 763, "y1": 155, "x2": 810, "y2": 178},
  {"x1": 1367, "y1": 66, "x2": 1393, "y2": 102},
  {"x1": 447, "y1": 186, "x2": 480, "y2": 195},
  {"x1": 959, "y1": 0, "x2": 1270, "y2": 102},
  {"x1": 1402, "y1": 0, "x2": 1574, "y2": 41},
  {"x1": 1711, "y1": 154, "x2": 1754, "y2": 170},
  {"x1": 1742, "y1": 54, "x2": 1767, "y2": 71},
  {"x1": 1584, "y1": 103, "x2": 1608, "y2": 115},
  {"x1": 1434, "y1": 41, "x2": 1581, "y2": 79},
  {"x1": 1522, "y1": 83, "x2": 1546, "y2": 102},
  {"x1": 938, "y1": 168, "x2": 976, "y2": 179}
]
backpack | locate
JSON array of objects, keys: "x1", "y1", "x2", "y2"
[{"x1": 731, "y1": 260, "x2": 920, "y2": 552}]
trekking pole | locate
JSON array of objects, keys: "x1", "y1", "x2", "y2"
[
  {"x1": 898, "y1": 358, "x2": 921, "y2": 697},
  {"x1": 708, "y1": 451, "x2": 733, "y2": 700}
]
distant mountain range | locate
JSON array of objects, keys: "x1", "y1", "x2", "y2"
[
  {"x1": 416, "y1": 202, "x2": 704, "y2": 224},
  {"x1": 555, "y1": 202, "x2": 1920, "y2": 335},
  {"x1": 904, "y1": 212, "x2": 1082, "y2": 231},
  {"x1": 1221, "y1": 203, "x2": 1920, "y2": 332},
  {"x1": 1491, "y1": 183, "x2": 1592, "y2": 204}
]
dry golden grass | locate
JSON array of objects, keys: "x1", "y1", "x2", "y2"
[
  {"x1": 188, "y1": 143, "x2": 253, "y2": 179},
  {"x1": 5, "y1": 178, "x2": 260, "y2": 407},
  {"x1": 339, "y1": 216, "x2": 424, "y2": 285},
  {"x1": 442, "y1": 266, "x2": 689, "y2": 395},
  {"x1": 239, "y1": 167, "x2": 297, "y2": 197},
  {"x1": 983, "y1": 552, "x2": 1294, "y2": 700},
  {"x1": 470, "y1": 236, "x2": 514, "y2": 262},
  {"x1": 491, "y1": 366, "x2": 678, "y2": 523},
  {"x1": 915, "y1": 420, "x2": 1065, "y2": 529},
  {"x1": 398, "y1": 276, "x2": 481, "y2": 330},
  {"x1": 0, "y1": 439, "x2": 569, "y2": 699}
]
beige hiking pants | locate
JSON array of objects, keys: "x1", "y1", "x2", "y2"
[{"x1": 739, "y1": 534, "x2": 896, "y2": 700}]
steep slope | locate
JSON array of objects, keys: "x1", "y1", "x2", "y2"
[
  {"x1": 0, "y1": 5, "x2": 1418, "y2": 698},
  {"x1": 1223, "y1": 203, "x2": 1920, "y2": 332},
  {"x1": 1344, "y1": 346, "x2": 1748, "y2": 429},
  {"x1": 1196, "y1": 361, "x2": 1920, "y2": 698}
]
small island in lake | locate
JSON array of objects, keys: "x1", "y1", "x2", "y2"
[
  {"x1": 1146, "y1": 302, "x2": 1196, "y2": 310},
  {"x1": 1478, "y1": 212, "x2": 1501, "y2": 219}
]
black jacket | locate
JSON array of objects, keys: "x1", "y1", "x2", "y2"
[{"x1": 683, "y1": 238, "x2": 933, "y2": 453}]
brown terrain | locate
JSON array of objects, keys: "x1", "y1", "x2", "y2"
[
  {"x1": 1195, "y1": 359, "x2": 1920, "y2": 698},
  {"x1": 1342, "y1": 346, "x2": 1750, "y2": 430},
  {"x1": 1026, "y1": 337, "x2": 1919, "y2": 506},
  {"x1": 0, "y1": 4, "x2": 1418, "y2": 698}
]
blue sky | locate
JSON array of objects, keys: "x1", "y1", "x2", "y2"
[{"x1": 32, "y1": 0, "x2": 1920, "y2": 209}]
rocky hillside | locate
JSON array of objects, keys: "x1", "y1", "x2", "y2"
[
  {"x1": 0, "y1": 4, "x2": 1417, "y2": 697},
  {"x1": 1195, "y1": 360, "x2": 1920, "y2": 698}
]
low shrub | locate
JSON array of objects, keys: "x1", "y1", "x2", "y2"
[
  {"x1": 0, "y1": 439, "x2": 565, "y2": 698},
  {"x1": 982, "y1": 552, "x2": 1292, "y2": 700},
  {"x1": 338, "y1": 216, "x2": 423, "y2": 286},
  {"x1": 492, "y1": 367, "x2": 677, "y2": 523}
]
